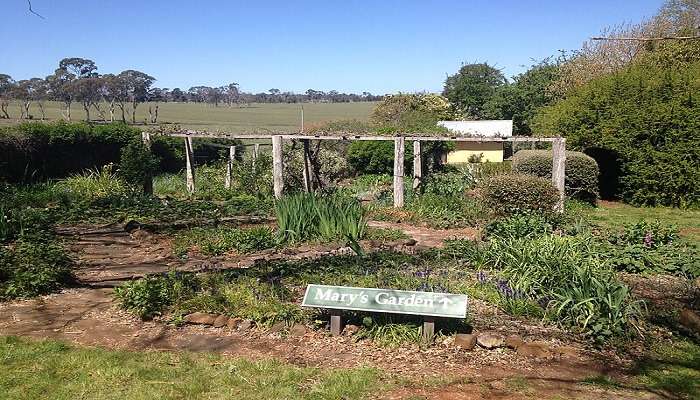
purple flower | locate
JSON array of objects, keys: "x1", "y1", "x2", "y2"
[
  {"x1": 476, "y1": 271, "x2": 489, "y2": 284},
  {"x1": 643, "y1": 231, "x2": 654, "y2": 247}
]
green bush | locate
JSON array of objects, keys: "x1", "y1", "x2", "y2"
[
  {"x1": 533, "y1": 62, "x2": 700, "y2": 207},
  {"x1": 119, "y1": 137, "x2": 160, "y2": 187},
  {"x1": 173, "y1": 226, "x2": 276, "y2": 257},
  {"x1": 347, "y1": 141, "x2": 411, "y2": 175},
  {"x1": 512, "y1": 149, "x2": 599, "y2": 203},
  {"x1": 405, "y1": 193, "x2": 485, "y2": 229},
  {"x1": 420, "y1": 171, "x2": 474, "y2": 197},
  {"x1": 0, "y1": 235, "x2": 73, "y2": 299},
  {"x1": 114, "y1": 272, "x2": 199, "y2": 319},
  {"x1": 484, "y1": 213, "x2": 553, "y2": 240},
  {"x1": 480, "y1": 173, "x2": 559, "y2": 216}
]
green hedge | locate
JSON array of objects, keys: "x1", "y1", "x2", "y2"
[
  {"x1": 512, "y1": 149, "x2": 599, "y2": 204},
  {"x1": 480, "y1": 173, "x2": 559, "y2": 216}
]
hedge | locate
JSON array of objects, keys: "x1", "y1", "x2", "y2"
[
  {"x1": 480, "y1": 173, "x2": 559, "y2": 216},
  {"x1": 512, "y1": 149, "x2": 599, "y2": 204}
]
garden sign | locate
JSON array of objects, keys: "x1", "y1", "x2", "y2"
[{"x1": 302, "y1": 284, "x2": 468, "y2": 319}]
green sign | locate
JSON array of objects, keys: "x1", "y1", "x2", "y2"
[{"x1": 301, "y1": 284, "x2": 468, "y2": 319}]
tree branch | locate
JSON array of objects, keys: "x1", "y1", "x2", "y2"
[
  {"x1": 27, "y1": 0, "x2": 45, "y2": 19},
  {"x1": 591, "y1": 35, "x2": 700, "y2": 42}
]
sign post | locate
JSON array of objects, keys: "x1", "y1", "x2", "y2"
[{"x1": 302, "y1": 285, "x2": 468, "y2": 338}]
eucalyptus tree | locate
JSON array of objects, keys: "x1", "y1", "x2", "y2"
[
  {"x1": 0, "y1": 74, "x2": 15, "y2": 119},
  {"x1": 117, "y1": 70, "x2": 155, "y2": 123}
]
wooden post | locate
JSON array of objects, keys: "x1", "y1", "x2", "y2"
[
  {"x1": 184, "y1": 136, "x2": 195, "y2": 194},
  {"x1": 141, "y1": 131, "x2": 153, "y2": 195},
  {"x1": 330, "y1": 310, "x2": 343, "y2": 336},
  {"x1": 302, "y1": 139, "x2": 312, "y2": 192},
  {"x1": 272, "y1": 135, "x2": 284, "y2": 199},
  {"x1": 393, "y1": 137, "x2": 405, "y2": 208},
  {"x1": 422, "y1": 317, "x2": 435, "y2": 343},
  {"x1": 225, "y1": 145, "x2": 235, "y2": 189},
  {"x1": 552, "y1": 137, "x2": 566, "y2": 213},
  {"x1": 413, "y1": 140, "x2": 422, "y2": 190}
]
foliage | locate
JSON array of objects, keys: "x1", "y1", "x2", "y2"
[
  {"x1": 479, "y1": 173, "x2": 559, "y2": 216},
  {"x1": 114, "y1": 272, "x2": 199, "y2": 319},
  {"x1": 512, "y1": 149, "x2": 599, "y2": 203},
  {"x1": 283, "y1": 146, "x2": 351, "y2": 190},
  {"x1": 420, "y1": 171, "x2": 474, "y2": 197},
  {"x1": 533, "y1": 61, "x2": 700, "y2": 207},
  {"x1": 404, "y1": 193, "x2": 486, "y2": 229},
  {"x1": 0, "y1": 235, "x2": 73, "y2": 299},
  {"x1": 347, "y1": 141, "x2": 411, "y2": 175},
  {"x1": 54, "y1": 164, "x2": 130, "y2": 203},
  {"x1": 370, "y1": 93, "x2": 454, "y2": 128},
  {"x1": 275, "y1": 193, "x2": 367, "y2": 244},
  {"x1": 173, "y1": 226, "x2": 276, "y2": 257},
  {"x1": 442, "y1": 63, "x2": 507, "y2": 118},
  {"x1": 483, "y1": 213, "x2": 553, "y2": 240},
  {"x1": 118, "y1": 137, "x2": 160, "y2": 187},
  {"x1": 0, "y1": 336, "x2": 382, "y2": 400}
]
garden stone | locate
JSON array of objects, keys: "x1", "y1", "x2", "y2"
[
  {"x1": 343, "y1": 324, "x2": 360, "y2": 336},
  {"x1": 477, "y1": 332, "x2": 504, "y2": 349},
  {"x1": 289, "y1": 324, "x2": 308, "y2": 337},
  {"x1": 454, "y1": 333, "x2": 477, "y2": 350},
  {"x1": 517, "y1": 342, "x2": 552, "y2": 358},
  {"x1": 505, "y1": 335, "x2": 524, "y2": 349},
  {"x1": 212, "y1": 315, "x2": 229, "y2": 328},
  {"x1": 226, "y1": 317, "x2": 242, "y2": 330},
  {"x1": 238, "y1": 319, "x2": 253, "y2": 331},
  {"x1": 184, "y1": 312, "x2": 217, "y2": 325}
]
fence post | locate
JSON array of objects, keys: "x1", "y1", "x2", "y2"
[
  {"x1": 552, "y1": 137, "x2": 566, "y2": 213},
  {"x1": 225, "y1": 145, "x2": 235, "y2": 189},
  {"x1": 272, "y1": 135, "x2": 284, "y2": 199},
  {"x1": 393, "y1": 137, "x2": 405, "y2": 208},
  {"x1": 413, "y1": 140, "x2": 422, "y2": 190},
  {"x1": 141, "y1": 131, "x2": 153, "y2": 195},
  {"x1": 302, "y1": 139, "x2": 313, "y2": 192},
  {"x1": 184, "y1": 136, "x2": 195, "y2": 194}
]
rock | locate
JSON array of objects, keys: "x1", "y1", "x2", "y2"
[
  {"x1": 454, "y1": 333, "x2": 477, "y2": 350},
  {"x1": 401, "y1": 238, "x2": 417, "y2": 246},
  {"x1": 212, "y1": 315, "x2": 229, "y2": 328},
  {"x1": 289, "y1": 324, "x2": 308, "y2": 337},
  {"x1": 505, "y1": 335, "x2": 524, "y2": 350},
  {"x1": 477, "y1": 332, "x2": 504, "y2": 349},
  {"x1": 679, "y1": 308, "x2": 700, "y2": 334},
  {"x1": 268, "y1": 321, "x2": 287, "y2": 334},
  {"x1": 184, "y1": 312, "x2": 217, "y2": 325},
  {"x1": 238, "y1": 319, "x2": 253, "y2": 331},
  {"x1": 343, "y1": 324, "x2": 360, "y2": 336},
  {"x1": 226, "y1": 317, "x2": 242, "y2": 330},
  {"x1": 517, "y1": 342, "x2": 552, "y2": 358}
]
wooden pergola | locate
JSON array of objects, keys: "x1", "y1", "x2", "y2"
[{"x1": 143, "y1": 130, "x2": 567, "y2": 212}]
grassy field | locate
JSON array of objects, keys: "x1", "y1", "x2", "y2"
[
  {"x1": 0, "y1": 101, "x2": 377, "y2": 133},
  {"x1": 0, "y1": 336, "x2": 381, "y2": 400}
]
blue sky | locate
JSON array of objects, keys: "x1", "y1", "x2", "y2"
[{"x1": 1, "y1": 0, "x2": 663, "y2": 94}]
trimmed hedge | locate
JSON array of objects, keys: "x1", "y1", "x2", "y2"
[
  {"x1": 480, "y1": 173, "x2": 559, "y2": 216},
  {"x1": 512, "y1": 150, "x2": 599, "y2": 203}
]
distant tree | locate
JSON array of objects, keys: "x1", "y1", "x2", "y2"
[
  {"x1": 0, "y1": 74, "x2": 15, "y2": 119},
  {"x1": 222, "y1": 83, "x2": 239, "y2": 106},
  {"x1": 102, "y1": 74, "x2": 129, "y2": 122},
  {"x1": 118, "y1": 70, "x2": 155, "y2": 123},
  {"x1": 12, "y1": 79, "x2": 35, "y2": 119},
  {"x1": 31, "y1": 77, "x2": 49, "y2": 120},
  {"x1": 443, "y1": 62, "x2": 506, "y2": 119},
  {"x1": 170, "y1": 88, "x2": 186, "y2": 102},
  {"x1": 73, "y1": 76, "x2": 103, "y2": 121}
]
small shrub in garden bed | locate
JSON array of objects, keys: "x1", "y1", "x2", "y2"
[
  {"x1": 483, "y1": 213, "x2": 553, "y2": 240},
  {"x1": 420, "y1": 171, "x2": 474, "y2": 197},
  {"x1": 480, "y1": 173, "x2": 559, "y2": 216},
  {"x1": 173, "y1": 226, "x2": 276, "y2": 257},
  {"x1": 114, "y1": 272, "x2": 199, "y2": 319},
  {"x1": 513, "y1": 149, "x2": 599, "y2": 204},
  {"x1": 405, "y1": 194, "x2": 486, "y2": 229}
]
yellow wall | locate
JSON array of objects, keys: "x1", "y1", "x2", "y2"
[{"x1": 446, "y1": 142, "x2": 504, "y2": 163}]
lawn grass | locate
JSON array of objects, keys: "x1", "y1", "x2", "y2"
[
  {"x1": 0, "y1": 336, "x2": 382, "y2": 400},
  {"x1": 0, "y1": 101, "x2": 377, "y2": 132},
  {"x1": 586, "y1": 201, "x2": 700, "y2": 243}
]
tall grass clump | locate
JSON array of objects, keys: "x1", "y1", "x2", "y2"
[
  {"x1": 275, "y1": 192, "x2": 366, "y2": 244},
  {"x1": 54, "y1": 164, "x2": 130, "y2": 203},
  {"x1": 473, "y1": 234, "x2": 644, "y2": 342}
]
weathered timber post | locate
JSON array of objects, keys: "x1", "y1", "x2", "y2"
[
  {"x1": 302, "y1": 139, "x2": 313, "y2": 192},
  {"x1": 330, "y1": 310, "x2": 343, "y2": 336},
  {"x1": 552, "y1": 137, "x2": 566, "y2": 213},
  {"x1": 141, "y1": 132, "x2": 153, "y2": 195},
  {"x1": 272, "y1": 135, "x2": 284, "y2": 199},
  {"x1": 184, "y1": 136, "x2": 195, "y2": 194},
  {"x1": 413, "y1": 140, "x2": 422, "y2": 190},
  {"x1": 422, "y1": 317, "x2": 435, "y2": 343},
  {"x1": 252, "y1": 143, "x2": 260, "y2": 172},
  {"x1": 225, "y1": 145, "x2": 235, "y2": 189},
  {"x1": 393, "y1": 137, "x2": 405, "y2": 208}
]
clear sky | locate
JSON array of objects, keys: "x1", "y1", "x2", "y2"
[{"x1": 1, "y1": 0, "x2": 664, "y2": 94}]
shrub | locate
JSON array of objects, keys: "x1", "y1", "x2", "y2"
[
  {"x1": 513, "y1": 149, "x2": 599, "y2": 203},
  {"x1": 54, "y1": 164, "x2": 130, "y2": 203},
  {"x1": 347, "y1": 141, "x2": 411, "y2": 175},
  {"x1": 283, "y1": 146, "x2": 351, "y2": 189},
  {"x1": 173, "y1": 226, "x2": 276, "y2": 257},
  {"x1": 0, "y1": 235, "x2": 73, "y2": 299},
  {"x1": 420, "y1": 171, "x2": 474, "y2": 197},
  {"x1": 405, "y1": 193, "x2": 486, "y2": 229},
  {"x1": 479, "y1": 173, "x2": 559, "y2": 216},
  {"x1": 484, "y1": 213, "x2": 553, "y2": 240},
  {"x1": 114, "y1": 272, "x2": 199, "y2": 319},
  {"x1": 119, "y1": 137, "x2": 160, "y2": 187}
]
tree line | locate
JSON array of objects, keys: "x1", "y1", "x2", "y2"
[{"x1": 0, "y1": 58, "x2": 383, "y2": 123}]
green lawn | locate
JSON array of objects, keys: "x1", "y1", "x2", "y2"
[
  {"x1": 0, "y1": 336, "x2": 382, "y2": 400},
  {"x1": 0, "y1": 101, "x2": 377, "y2": 133},
  {"x1": 586, "y1": 202, "x2": 700, "y2": 243}
]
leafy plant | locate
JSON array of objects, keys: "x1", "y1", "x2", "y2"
[
  {"x1": 114, "y1": 272, "x2": 199, "y2": 319},
  {"x1": 479, "y1": 173, "x2": 559, "y2": 216},
  {"x1": 483, "y1": 213, "x2": 553, "y2": 240}
]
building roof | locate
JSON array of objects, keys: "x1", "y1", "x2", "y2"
[{"x1": 437, "y1": 120, "x2": 513, "y2": 138}]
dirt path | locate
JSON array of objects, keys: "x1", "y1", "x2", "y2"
[
  {"x1": 367, "y1": 220, "x2": 479, "y2": 247},
  {"x1": 0, "y1": 288, "x2": 665, "y2": 400}
]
